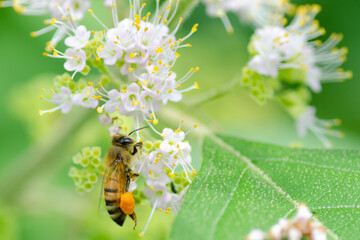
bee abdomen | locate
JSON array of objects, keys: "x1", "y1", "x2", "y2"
[{"x1": 106, "y1": 204, "x2": 126, "y2": 226}]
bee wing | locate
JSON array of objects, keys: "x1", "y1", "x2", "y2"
[{"x1": 98, "y1": 167, "x2": 110, "y2": 214}]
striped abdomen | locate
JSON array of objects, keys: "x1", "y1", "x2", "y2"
[{"x1": 104, "y1": 175, "x2": 127, "y2": 226}]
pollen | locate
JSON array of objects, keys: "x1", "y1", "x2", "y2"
[
  {"x1": 120, "y1": 192, "x2": 135, "y2": 215},
  {"x1": 194, "y1": 82, "x2": 199, "y2": 89}
]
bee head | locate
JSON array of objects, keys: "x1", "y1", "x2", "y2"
[{"x1": 112, "y1": 134, "x2": 134, "y2": 146}]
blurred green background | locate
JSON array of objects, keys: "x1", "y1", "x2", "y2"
[{"x1": 0, "y1": 0, "x2": 359, "y2": 239}]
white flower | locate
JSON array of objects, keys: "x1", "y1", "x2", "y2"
[
  {"x1": 140, "y1": 174, "x2": 186, "y2": 237},
  {"x1": 288, "y1": 227, "x2": 302, "y2": 240},
  {"x1": 104, "y1": 0, "x2": 112, "y2": 8},
  {"x1": 98, "y1": 114, "x2": 113, "y2": 126},
  {"x1": 5, "y1": 0, "x2": 91, "y2": 49},
  {"x1": 96, "y1": 42, "x2": 123, "y2": 65},
  {"x1": 247, "y1": 204, "x2": 328, "y2": 240},
  {"x1": 311, "y1": 227, "x2": 327, "y2": 240},
  {"x1": 247, "y1": 5, "x2": 351, "y2": 92},
  {"x1": 296, "y1": 106, "x2": 343, "y2": 148},
  {"x1": 63, "y1": 48, "x2": 86, "y2": 73},
  {"x1": 269, "y1": 219, "x2": 289, "y2": 240},
  {"x1": 51, "y1": 86, "x2": 73, "y2": 113},
  {"x1": 159, "y1": 128, "x2": 185, "y2": 154},
  {"x1": 202, "y1": 0, "x2": 290, "y2": 32},
  {"x1": 64, "y1": 25, "x2": 90, "y2": 49},
  {"x1": 73, "y1": 86, "x2": 98, "y2": 108},
  {"x1": 246, "y1": 229, "x2": 265, "y2": 240},
  {"x1": 39, "y1": 86, "x2": 73, "y2": 115}
]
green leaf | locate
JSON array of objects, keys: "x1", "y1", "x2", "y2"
[{"x1": 171, "y1": 135, "x2": 360, "y2": 240}]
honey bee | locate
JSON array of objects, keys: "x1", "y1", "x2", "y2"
[{"x1": 102, "y1": 128, "x2": 145, "y2": 229}]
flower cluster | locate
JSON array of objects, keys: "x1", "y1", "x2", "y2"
[
  {"x1": 240, "y1": 4, "x2": 351, "y2": 147},
  {"x1": 201, "y1": 0, "x2": 292, "y2": 32},
  {"x1": 1, "y1": 0, "x2": 91, "y2": 49},
  {"x1": 246, "y1": 204, "x2": 327, "y2": 240},
  {"x1": 31, "y1": 0, "x2": 199, "y2": 237},
  {"x1": 69, "y1": 146, "x2": 105, "y2": 194}
]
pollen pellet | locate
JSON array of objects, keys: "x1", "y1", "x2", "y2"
[{"x1": 120, "y1": 192, "x2": 135, "y2": 215}]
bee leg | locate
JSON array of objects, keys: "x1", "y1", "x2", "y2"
[
  {"x1": 129, "y1": 212, "x2": 137, "y2": 230},
  {"x1": 129, "y1": 170, "x2": 140, "y2": 179},
  {"x1": 131, "y1": 142, "x2": 143, "y2": 155}
]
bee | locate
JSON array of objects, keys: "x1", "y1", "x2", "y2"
[{"x1": 102, "y1": 128, "x2": 145, "y2": 229}]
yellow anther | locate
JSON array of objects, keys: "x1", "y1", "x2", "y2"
[
  {"x1": 98, "y1": 82, "x2": 103, "y2": 87},
  {"x1": 130, "y1": 52, "x2": 135, "y2": 58},
  {"x1": 169, "y1": 173, "x2": 175, "y2": 178},
  {"x1": 192, "y1": 169, "x2": 197, "y2": 175},
  {"x1": 140, "y1": 203, "x2": 144, "y2": 206},
  {"x1": 97, "y1": 107, "x2": 103, "y2": 113},
  {"x1": 143, "y1": 80, "x2": 149, "y2": 85},
  {"x1": 167, "y1": 207, "x2": 172, "y2": 210},
  {"x1": 142, "y1": 106, "x2": 145, "y2": 110},
  {"x1": 172, "y1": 163, "x2": 176, "y2": 166},
  {"x1": 43, "y1": 52, "x2": 48, "y2": 57},
  {"x1": 88, "y1": 9, "x2": 93, "y2": 14},
  {"x1": 180, "y1": 17, "x2": 183, "y2": 23},
  {"x1": 159, "y1": 208, "x2": 163, "y2": 211},
  {"x1": 149, "y1": 169, "x2": 152, "y2": 175},
  {"x1": 165, "y1": 210, "x2": 170, "y2": 214},
  {"x1": 116, "y1": 107, "x2": 119, "y2": 111},
  {"x1": 150, "y1": 113, "x2": 154, "y2": 118},
  {"x1": 50, "y1": 89, "x2": 54, "y2": 93},
  {"x1": 194, "y1": 123, "x2": 198, "y2": 128},
  {"x1": 186, "y1": 43, "x2": 192, "y2": 47},
  {"x1": 138, "y1": 233, "x2": 144, "y2": 238},
  {"x1": 163, "y1": 20, "x2": 168, "y2": 24},
  {"x1": 150, "y1": 186, "x2": 154, "y2": 191},
  {"x1": 153, "y1": 119, "x2": 159, "y2": 125},
  {"x1": 194, "y1": 82, "x2": 199, "y2": 89},
  {"x1": 128, "y1": 68, "x2": 134, "y2": 72},
  {"x1": 137, "y1": 82, "x2": 142, "y2": 86},
  {"x1": 148, "y1": 62, "x2": 152, "y2": 66},
  {"x1": 30, "y1": 32, "x2": 37, "y2": 37},
  {"x1": 195, "y1": 67, "x2": 200, "y2": 72},
  {"x1": 175, "y1": 52, "x2": 180, "y2": 57},
  {"x1": 174, "y1": 155, "x2": 178, "y2": 159},
  {"x1": 160, "y1": 134, "x2": 165, "y2": 138},
  {"x1": 132, "y1": 100, "x2": 140, "y2": 106},
  {"x1": 168, "y1": 89, "x2": 173, "y2": 94},
  {"x1": 192, "y1": 23, "x2": 199, "y2": 32},
  {"x1": 88, "y1": 82, "x2": 94, "y2": 86},
  {"x1": 153, "y1": 66, "x2": 159, "y2": 71}
]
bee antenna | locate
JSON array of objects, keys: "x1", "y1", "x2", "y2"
[{"x1": 128, "y1": 126, "x2": 149, "y2": 136}]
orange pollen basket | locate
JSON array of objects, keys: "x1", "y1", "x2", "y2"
[{"x1": 120, "y1": 192, "x2": 136, "y2": 215}]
